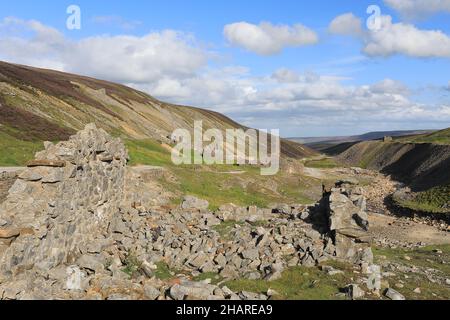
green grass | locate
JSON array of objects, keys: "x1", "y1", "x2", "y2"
[
  {"x1": 395, "y1": 184, "x2": 450, "y2": 214},
  {"x1": 162, "y1": 165, "x2": 318, "y2": 210},
  {"x1": 0, "y1": 132, "x2": 321, "y2": 208},
  {"x1": 304, "y1": 158, "x2": 338, "y2": 169},
  {"x1": 212, "y1": 221, "x2": 244, "y2": 240},
  {"x1": 193, "y1": 272, "x2": 224, "y2": 285},
  {"x1": 407, "y1": 128, "x2": 450, "y2": 145},
  {"x1": 125, "y1": 139, "x2": 173, "y2": 167},
  {"x1": 121, "y1": 254, "x2": 142, "y2": 279},
  {"x1": 154, "y1": 261, "x2": 178, "y2": 280},
  {"x1": 221, "y1": 245, "x2": 450, "y2": 300},
  {"x1": 373, "y1": 245, "x2": 450, "y2": 300},
  {"x1": 0, "y1": 130, "x2": 43, "y2": 166},
  {"x1": 224, "y1": 261, "x2": 353, "y2": 300}
]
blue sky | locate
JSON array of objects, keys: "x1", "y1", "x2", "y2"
[{"x1": 0, "y1": 0, "x2": 449, "y2": 136}]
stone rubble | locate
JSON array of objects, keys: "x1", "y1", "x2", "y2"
[{"x1": 0, "y1": 124, "x2": 376, "y2": 300}]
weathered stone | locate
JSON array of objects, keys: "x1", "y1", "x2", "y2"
[
  {"x1": 141, "y1": 260, "x2": 157, "y2": 277},
  {"x1": 0, "y1": 228, "x2": 20, "y2": 239},
  {"x1": 242, "y1": 248, "x2": 259, "y2": 260},
  {"x1": 384, "y1": 288, "x2": 405, "y2": 300},
  {"x1": 220, "y1": 265, "x2": 238, "y2": 279},
  {"x1": 77, "y1": 254, "x2": 105, "y2": 273},
  {"x1": 169, "y1": 281, "x2": 215, "y2": 300},
  {"x1": 143, "y1": 284, "x2": 161, "y2": 300},
  {"x1": 109, "y1": 217, "x2": 129, "y2": 235},
  {"x1": 181, "y1": 196, "x2": 209, "y2": 210},
  {"x1": 27, "y1": 160, "x2": 66, "y2": 168},
  {"x1": 18, "y1": 170, "x2": 43, "y2": 181},
  {"x1": 214, "y1": 254, "x2": 227, "y2": 268},
  {"x1": 42, "y1": 168, "x2": 64, "y2": 183},
  {"x1": 347, "y1": 284, "x2": 365, "y2": 300},
  {"x1": 189, "y1": 253, "x2": 211, "y2": 268}
]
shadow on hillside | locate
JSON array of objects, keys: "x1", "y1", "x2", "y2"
[
  {"x1": 381, "y1": 143, "x2": 450, "y2": 192},
  {"x1": 383, "y1": 194, "x2": 450, "y2": 224}
]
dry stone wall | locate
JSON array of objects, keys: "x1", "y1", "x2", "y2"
[{"x1": 0, "y1": 124, "x2": 128, "y2": 280}]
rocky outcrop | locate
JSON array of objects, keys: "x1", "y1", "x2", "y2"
[
  {"x1": 325, "y1": 182, "x2": 373, "y2": 265},
  {"x1": 0, "y1": 124, "x2": 128, "y2": 280}
]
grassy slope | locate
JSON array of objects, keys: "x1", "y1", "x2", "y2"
[
  {"x1": 0, "y1": 61, "x2": 315, "y2": 161},
  {"x1": 395, "y1": 184, "x2": 450, "y2": 214},
  {"x1": 0, "y1": 130, "x2": 43, "y2": 166},
  {"x1": 399, "y1": 128, "x2": 450, "y2": 145},
  {"x1": 0, "y1": 133, "x2": 320, "y2": 209},
  {"x1": 124, "y1": 139, "x2": 320, "y2": 210},
  {"x1": 304, "y1": 157, "x2": 339, "y2": 169}
]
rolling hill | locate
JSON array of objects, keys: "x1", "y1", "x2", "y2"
[
  {"x1": 0, "y1": 61, "x2": 314, "y2": 165},
  {"x1": 289, "y1": 130, "x2": 434, "y2": 152}
]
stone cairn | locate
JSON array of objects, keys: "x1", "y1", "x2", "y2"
[{"x1": 0, "y1": 125, "x2": 373, "y2": 300}]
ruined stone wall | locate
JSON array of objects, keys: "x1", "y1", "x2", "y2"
[
  {"x1": 0, "y1": 124, "x2": 128, "y2": 280},
  {"x1": 326, "y1": 182, "x2": 373, "y2": 266}
]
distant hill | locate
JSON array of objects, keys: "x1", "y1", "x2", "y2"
[
  {"x1": 289, "y1": 130, "x2": 434, "y2": 145},
  {"x1": 0, "y1": 61, "x2": 315, "y2": 165},
  {"x1": 398, "y1": 128, "x2": 450, "y2": 145}
]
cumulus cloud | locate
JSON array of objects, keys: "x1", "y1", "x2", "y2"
[
  {"x1": 328, "y1": 13, "x2": 363, "y2": 36},
  {"x1": 384, "y1": 0, "x2": 450, "y2": 19},
  {"x1": 223, "y1": 21, "x2": 318, "y2": 55},
  {"x1": 363, "y1": 15, "x2": 450, "y2": 58},
  {"x1": 0, "y1": 17, "x2": 207, "y2": 83},
  {"x1": 327, "y1": 13, "x2": 450, "y2": 58}
]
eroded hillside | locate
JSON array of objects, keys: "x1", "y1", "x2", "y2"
[{"x1": 0, "y1": 61, "x2": 314, "y2": 166}]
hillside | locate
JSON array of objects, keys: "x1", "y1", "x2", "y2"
[
  {"x1": 0, "y1": 61, "x2": 314, "y2": 166},
  {"x1": 337, "y1": 140, "x2": 450, "y2": 191},
  {"x1": 337, "y1": 139, "x2": 450, "y2": 213},
  {"x1": 398, "y1": 128, "x2": 450, "y2": 145},
  {"x1": 289, "y1": 130, "x2": 434, "y2": 152}
]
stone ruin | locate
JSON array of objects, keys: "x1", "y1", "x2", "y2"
[
  {"x1": 0, "y1": 124, "x2": 374, "y2": 300},
  {"x1": 0, "y1": 124, "x2": 128, "y2": 279}
]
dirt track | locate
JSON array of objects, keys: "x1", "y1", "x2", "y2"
[
  {"x1": 305, "y1": 166, "x2": 450, "y2": 246},
  {"x1": 368, "y1": 212, "x2": 450, "y2": 246}
]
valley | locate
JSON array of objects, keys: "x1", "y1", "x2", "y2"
[{"x1": 0, "y1": 61, "x2": 449, "y2": 301}]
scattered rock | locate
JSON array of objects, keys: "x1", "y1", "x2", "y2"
[
  {"x1": 347, "y1": 284, "x2": 365, "y2": 300},
  {"x1": 181, "y1": 196, "x2": 209, "y2": 211},
  {"x1": 384, "y1": 288, "x2": 405, "y2": 300}
]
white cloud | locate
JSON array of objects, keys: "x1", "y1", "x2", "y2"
[
  {"x1": 223, "y1": 21, "x2": 318, "y2": 55},
  {"x1": 370, "y1": 79, "x2": 410, "y2": 95},
  {"x1": 327, "y1": 13, "x2": 450, "y2": 59},
  {"x1": 0, "y1": 17, "x2": 207, "y2": 83},
  {"x1": 328, "y1": 13, "x2": 363, "y2": 37},
  {"x1": 271, "y1": 68, "x2": 300, "y2": 83},
  {"x1": 384, "y1": 0, "x2": 450, "y2": 19},
  {"x1": 363, "y1": 15, "x2": 450, "y2": 58}
]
